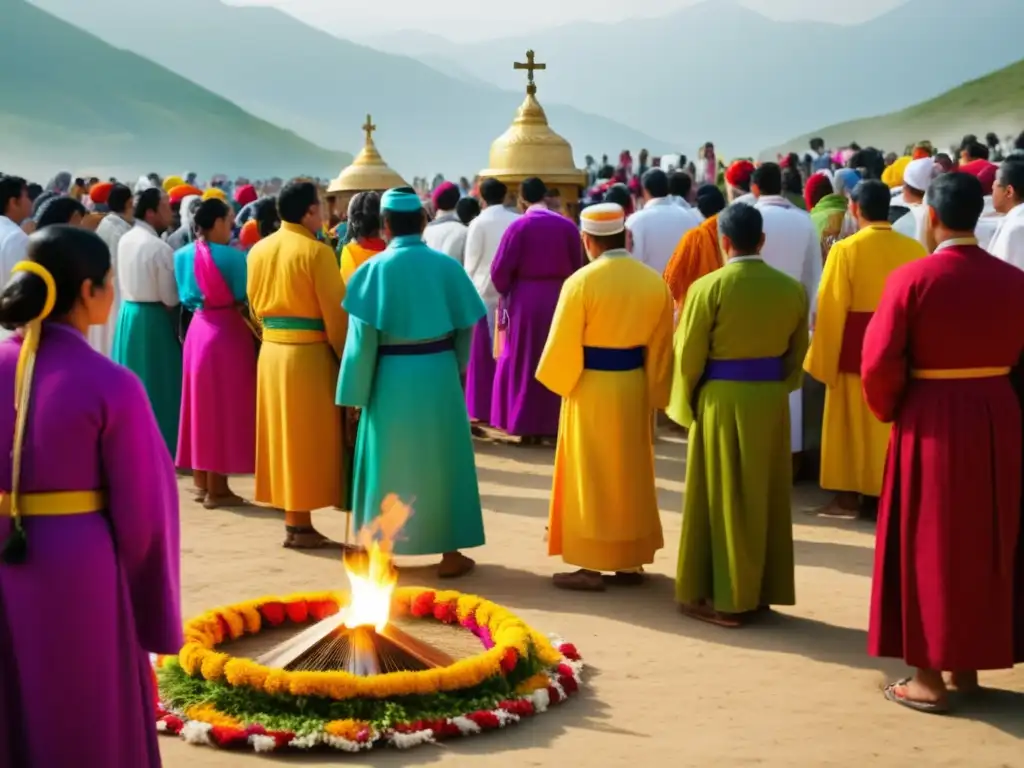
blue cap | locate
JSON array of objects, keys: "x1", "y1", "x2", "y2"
[{"x1": 381, "y1": 188, "x2": 423, "y2": 213}]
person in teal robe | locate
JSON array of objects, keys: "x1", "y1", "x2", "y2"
[
  {"x1": 336, "y1": 188, "x2": 487, "y2": 578},
  {"x1": 667, "y1": 203, "x2": 809, "y2": 627}
]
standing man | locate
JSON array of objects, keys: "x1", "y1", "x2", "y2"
[
  {"x1": 338, "y1": 188, "x2": 486, "y2": 578},
  {"x1": 891, "y1": 157, "x2": 934, "y2": 247},
  {"x1": 248, "y1": 181, "x2": 349, "y2": 549},
  {"x1": 804, "y1": 181, "x2": 925, "y2": 518},
  {"x1": 753, "y1": 162, "x2": 821, "y2": 467},
  {"x1": 626, "y1": 168, "x2": 701, "y2": 276},
  {"x1": 988, "y1": 159, "x2": 1024, "y2": 269},
  {"x1": 668, "y1": 170, "x2": 698, "y2": 213},
  {"x1": 863, "y1": 172, "x2": 1024, "y2": 713},
  {"x1": 490, "y1": 177, "x2": 581, "y2": 441},
  {"x1": 89, "y1": 182, "x2": 133, "y2": 357},
  {"x1": 0, "y1": 175, "x2": 31, "y2": 343},
  {"x1": 463, "y1": 178, "x2": 519, "y2": 424},
  {"x1": 113, "y1": 188, "x2": 181, "y2": 455},
  {"x1": 669, "y1": 204, "x2": 809, "y2": 627},
  {"x1": 537, "y1": 203, "x2": 673, "y2": 592},
  {"x1": 423, "y1": 181, "x2": 467, "y2": 264},
  {"x1": 725, "y1": 160, "x2": 756, "y2": 204}
]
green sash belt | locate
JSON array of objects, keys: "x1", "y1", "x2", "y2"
[{"x1": 262, "y1": 316, "x2": 325, "y2": 331}]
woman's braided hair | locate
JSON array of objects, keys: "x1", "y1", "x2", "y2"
[{"x1": 345, "y1": 191, "x2": 381, "y2": 244}]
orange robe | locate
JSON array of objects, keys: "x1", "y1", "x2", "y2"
[
  {"x1": 662, "y1": 215, "x2": 722, "y2": 318},
  {"x1": 340, "y1": 240, "x2": 386, "y2": 283}
]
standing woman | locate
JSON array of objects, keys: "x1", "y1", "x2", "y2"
[
  {"x1": 339, "y1": 192, "x2": 385, "y2": 283},
  {"x1": 175, "y1": 199, "x2": 255, "y2": 507},
  {"x1": 0, "y1": 226, "x2": 181, "y2": 766}
]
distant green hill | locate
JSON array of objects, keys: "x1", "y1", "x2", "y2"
[
  {"x1": 765, "y1": 57, "x2": 1024, "y2": 158},
  {"x1": 0, "y1": 0, "x2": 350, "y2": 182}
]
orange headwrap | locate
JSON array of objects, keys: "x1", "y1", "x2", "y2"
[
  {"x1": 88, "y1": 182, "x2": 114, "y2": 204},
  {"x1": 168, "y1": 184, "x2": 202, "y2": 205},
  {"x1": 239, "y1": 220, "x2": 261, "y2": 249}
]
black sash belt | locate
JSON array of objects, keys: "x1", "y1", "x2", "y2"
[{"x1": 378, "y1": 337, "x2": 456, "y2": 356}]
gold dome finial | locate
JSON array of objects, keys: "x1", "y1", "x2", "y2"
[
  {"x1": 479, "y1": 50, "x2": 585, "y2": 187},
  {"x1": 513, "y1": 49, "x2": 546, "y2": 96},
  {"x1": 327, "y1": 113, "x2": 407, "y2": 195}
]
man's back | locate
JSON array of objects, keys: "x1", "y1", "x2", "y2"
[
  {"x1": 118, "y1": 222, "x2": 178, "y2": 306},
  {"x1": 464, "y1": 205, "x2": 519, "y2": 304},
  {"x1": 829, "y1": 224, "x2": 926, "y2": 309},
  {"x1": 884, "y1": 245, "x2": 1024, "y2": 370},
  {"x1": 423, "y1": 213, "x2": 468, "y2": 264},
  {"x1": 989, "y1": 203, "x2": 1024, "y2": 270},
  {"x1": 494, "y1": 208, "x2": 582, "y2": 282},
  {"x1": 626, "y1": 198, "x2": 700, "y2": 275},
  {"x1": 756, "y1": 198, "x2": 821, "y2": 307}
]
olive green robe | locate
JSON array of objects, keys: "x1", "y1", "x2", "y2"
[{"x1": 667, "y1": 257, "x2": 809, "y2": 613}]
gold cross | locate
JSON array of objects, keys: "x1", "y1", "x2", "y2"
[
  {"x1": 513, "y1": 50, "x2": 546, "y2": 94},
  {"x1": 362, "y1": 114, "x2": 377, "y2": 143}
]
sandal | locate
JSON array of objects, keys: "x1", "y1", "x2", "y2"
[
  {"x1": 883, "y1": 678, "x2": 950, "y2": 715},
  {"x1": 679, "y1": 601, "x2": 743, "y2": 628},
  {"x1": 438, "y1": 553, "x2": 476, "y2": 579},
  {"x1": 283, "y1": 526, "x2": 344, "y2": 551},
  {"x1": 602, "y1": 570, "x2": 646, "y2": 587},
  {"x1": 203, "y1": 493, "x2": 247, "y2": 510},
  {"x1": 552, "y1": 569, "x2": 606, "y2": 592}
]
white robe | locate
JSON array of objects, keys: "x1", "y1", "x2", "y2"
[
  {"x1": 423, "y1": 212, "x2": 468, "y2": 265},
  {"x1": 754, "y1": 196, "x2": 823, "y2": 453},
  {"x1": 987, "y1": 202, "x2": 1024, "y2": 270},
  {"x1": 88, "y1": 213, "x2": 133, "y2": 357},
  {"x1": 116, "y1": 221, "x2": 178, "y2": 307},
  {"x1": 463, "y1": 204, "x2": 519, "y2": 337},
  {"x1": 0, "y1": 215, "x2": 30, "y2": 342},
  {"x1": 625, "y1": 197, "x2": 701, "y2": 276}
]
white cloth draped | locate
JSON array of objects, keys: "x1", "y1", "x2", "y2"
[
  {"x1": 88, "y1": 213, "x2": 134, "y2": 357},
  {"x1": 625, "y1": 197, "x2": 701, "y2": 276}
]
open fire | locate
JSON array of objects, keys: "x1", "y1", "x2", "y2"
[{"x1": 256, "y1": 495, "x2": 454, "y2": 675}]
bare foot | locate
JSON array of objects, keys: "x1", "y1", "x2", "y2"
[
  {"x1": 438, "y1": 552, "x2": 476, "y2": 579},
  {"x1": 283, "y1": 527, "x2": 343, "y2": 550},
  {"x1": 809, "y1": 493, "x2": 860, "y2": 519}
]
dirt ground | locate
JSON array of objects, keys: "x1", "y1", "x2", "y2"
[{"x1": 160, "y1": 431, "x2": 1024, "y2": 768}]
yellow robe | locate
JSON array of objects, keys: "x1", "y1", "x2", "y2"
[
  {"x1": 536, "y1": 250, "x2": 674, "y2": 572},
  {"x1": 247, "y1": 222, "x2": 349, "y2": 511},
  {"x1": 340, "y1": 240, "x2": 384, "y2": 284},
  {"x1": 804, "y1": 223, "x2": 926, "y2": 496}
]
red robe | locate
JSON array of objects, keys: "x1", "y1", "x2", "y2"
[{"x1": 861, "y1": 243, "x2": 1024, "y2": 670}]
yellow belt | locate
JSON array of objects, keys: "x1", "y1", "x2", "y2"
[
  {"x1": 0, "y1": 490, "x2": 106, "y2": 517},
  {"x1": 911, "y1": 367, "x2": 1011, "y2": 380},
  {"x1": 261, "y1": 329, "x2": 328, "y2": 344}
]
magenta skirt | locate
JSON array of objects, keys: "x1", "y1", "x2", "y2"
[{"x1": 176, "y1": 308, "x2": 256, "y2": 474}]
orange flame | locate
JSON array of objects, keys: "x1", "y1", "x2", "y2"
[{"x1": 341, "y1": 494, "x2": 412, "y2": 632}]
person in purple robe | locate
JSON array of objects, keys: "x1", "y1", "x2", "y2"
[
  {"x1": 490, "y1": 177, "x2": 582, "y2": 439},
  {"x1": 174, "y1": 198, "x2": 256, "y2": 507},
  {"x1": 0, "y1": 226, "x2": 181, "y2": 768}
]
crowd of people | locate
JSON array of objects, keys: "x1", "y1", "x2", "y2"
[{"x1": 1, "y1": 124, "x2": 1024, "y2": 765}]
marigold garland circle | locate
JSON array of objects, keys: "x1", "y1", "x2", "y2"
[{"x1": 154, "y1": 587, "x2": 585, "y2": 754}]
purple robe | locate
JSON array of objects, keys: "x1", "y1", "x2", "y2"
[
  {"x1": 465, "y1": 316, "x2": 495, "y2": 422},
  {"x1": 0, "y1": 323, "x2": 181, "y2": 768},
  {"x1": 489, "y1": 208, "x2": 582, "y2": 436}
]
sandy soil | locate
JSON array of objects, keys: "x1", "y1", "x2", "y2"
[{"x1": 160, "y1": 431, "x2": 1024, "y2": 768}]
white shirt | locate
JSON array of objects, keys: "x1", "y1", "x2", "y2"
[
  {"x1": 464, "y1": 204, "x2": 520, "y2": 309},
  {"x1": 732, "y1": 192, "x2": 757, "y2": 207},
  {"x1": 754, "y1": 196, "x2": 822, "y2": 316},
  {"x1": 423, "y1": 211, "x2": 468, "y2": 265},
  {"x1": 117, "y1": 221, "x2": 178, "y2": 307},
  {"x1": 893, "y1": 202, "x2": 928, "y2": 246},
  {"x1": 987, "y1": 203, "x2": 1024, "y2": 269},
  {"x1": 625, "y1": 197, "x2": 701, "y2": 275},
  {"x1": 0, "y1": 215, "x2": 30, "y2": 341},
  {"x1": 88, "y1": 214, "x2": 134, "y2": 357}
]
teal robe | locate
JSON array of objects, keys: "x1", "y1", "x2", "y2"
[
  {"x1": 668, "y1": 257, "x2": 809, "y2": 613},
  {"x1": 337, "y1": 234, "x2": 487, "y2": 555}
]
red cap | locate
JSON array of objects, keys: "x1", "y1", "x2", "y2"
[
  {"x1": 234, "y1": 184, "x2": 258, "y2": 207},
  {"x1": 431, "y1": 181, "x2": 459, "y2": 210},
  {"x1": 725, "y1": 160, "x2": 755, "y2": 189},
  {"x1": 89, "y1": 181, "x2": 113, "y2": 204}
]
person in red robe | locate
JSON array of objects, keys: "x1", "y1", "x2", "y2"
[{"x1": 861, "y1": 171, "x2": 1024, "y2": 714}]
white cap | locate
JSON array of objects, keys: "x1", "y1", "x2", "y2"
[
  {"x1": 580, "y1": 203, "x2": 626, "y2": 236},
  {"x1": 903, "y1": 158, "x2": 935, "y2": 192}
]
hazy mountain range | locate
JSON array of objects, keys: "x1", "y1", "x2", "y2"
[
  {"x1": 27, "y1": 0, "x2": 670, "y2": 179},
  {"x1": 766, "y1": 56, "x2": 1024, "y2": 159},
  {"x1": 351, "y1": 0, "x2": 1024, "y2": 158},
  {"x1": 0, "y1": 0, "x2": 348, "y2": 182}
]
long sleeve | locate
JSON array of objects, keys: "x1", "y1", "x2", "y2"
[
  {"x1": 784, "y1": 288, "x2": 810, "y2": 393},
  {"x1": 490, "y1": 222, "x2": 520, "y2": 295},
  {"x1": 336, "y1": 317, "x2": 379, "y2": 407},
  {"x1": 801, "y1": 224, "x2": 823, "y2": 327},
  {"x1": 463, "y1": 219, "x2": 484, "y2": 284},
  {"x1": 861, "y1": 278, "x2": 910, "y2": 423},
  {"x1": 666, "y1": 280, "x2": 714, "y2": 428},
  {"x1": 646, "y1": 286, "x2": 675, "y2": 409},
  {"x1": 451, "y1": 228, "x2": 468, "y2": 266},
  {"x1": 454, "y1": 325, "x2": 472, "y2": 373},
  {"x1": 629, "y1": 219, "x2": 648, "y2": 267},
  {"x1": 156, "y1": 241, "x2": 180, "y2": 308},
  {"x1": 535, "y1": 278, "x2": 585, "y2": 397},
  {"x1": 313, "y1": 246, "x2": 348, "y2": 358},
  {"x1": 803, "y1": 242, "x2": 849, "y2": 387},
  {"x1": 101, "y1": 372, "x2": 182, "y2": 654}
]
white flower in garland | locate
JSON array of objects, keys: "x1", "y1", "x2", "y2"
[
  {"x1": 180, "y1": 721, "x2": 213, "y2": 745},
  {"x1": 391, "y1": 729, "x2": 436, "y2": 749},
  {"x1": 249, "y1": 734, "x2": 277, "y2": 753},
  {"x1": 451, "y1": 716, "x2": 482, "y2": 735},
  {"x1": 531, "y1": 687, "x2": 551, "y2": 713},
  {"x1": 288, "y1": 732, "x2": 322, "y2": 750}
]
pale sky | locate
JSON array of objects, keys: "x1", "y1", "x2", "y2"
[{"x1": 227, "y1": 0, "x2": 905, "y2": 41}]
